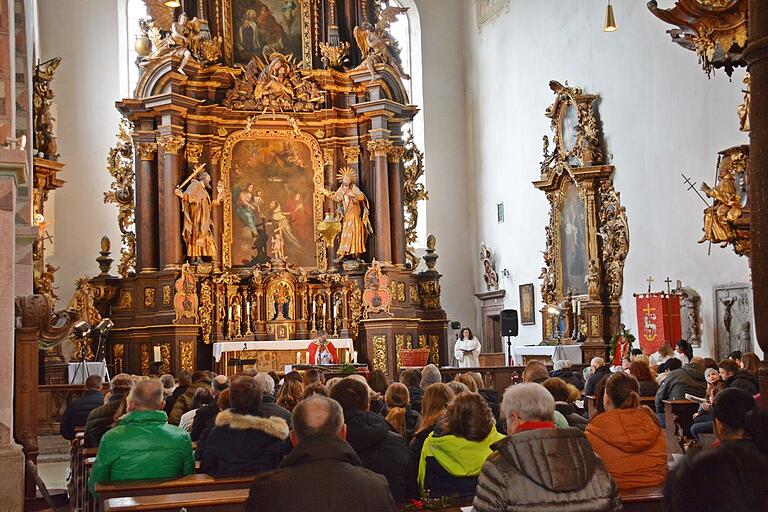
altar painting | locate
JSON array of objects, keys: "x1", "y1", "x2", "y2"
[
  {"x1": 230, "y1": 0, "x2": 307, "y2": 66},
  {"x1": 229, "y1": 138, "x2": 317, "y2": 267},
  {"x1": 560, "y1": 180, "x2": 587, "y2": 295}
]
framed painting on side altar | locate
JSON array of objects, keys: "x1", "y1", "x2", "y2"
[
  {"x1": 519, "y1": 283, "x2": 535, "y2": 325},
  {"x1": 223, "y1": 0, "x2": 311, "y2": 67},
  {"x1": 713, "y1": 283, "x2": 753, "y2": 360},
  {"x1": 222, "y1": 131, "x2": 325, "y2": 269},
  {"x1": 559, "y1": 180, "x2": 587, "y2": 296}
]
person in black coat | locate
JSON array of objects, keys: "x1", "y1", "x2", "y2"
[
  {"x1": 163, "y1": 370, "x2": 191, "y2": 417},
  {"x1": 61, "y1": 375, "x2": 104, "y2": 440},
  {"x1": 550, "y1": 360, "x2": 585, "y2": 390},
  {"x1": 719, "y1": 359, "x2": 759, "y2": 395},
  {"x1": 330, "y1": 377, "x2": 414, "y2": 502},
  {"x1": 190, "y1": 375, "x2": 230, "y2": 442},
  {"x1": 198, "y1": 375, "x2": 289, "y2": 477},
  {"x1": 246, "y1": 395, "x2": 395, "y2": 512},
  {"x1": 584, "y1": 358, "x2": 612, "y2": 397}
]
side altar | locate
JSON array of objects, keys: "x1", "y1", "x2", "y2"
[{"x1": 78, "y1": 1, "x2": 446, "y2": 378}]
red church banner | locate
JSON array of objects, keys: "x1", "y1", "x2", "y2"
[{"x1": 635, "y1": 293, "x2": 682, "y2": 354}]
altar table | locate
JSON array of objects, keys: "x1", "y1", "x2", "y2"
[
  {"x1": 512, "y1": 344, "x2": 583, "y2": 365},
  {"x1": 213, "y1": 339, "x2": 355, "y2": 375}
]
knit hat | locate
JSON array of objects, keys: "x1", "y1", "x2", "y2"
[{"x1": 705, "y1": 368, "x2": 719, "y2": 380}]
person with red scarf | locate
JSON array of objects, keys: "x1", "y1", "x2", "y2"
[
  {"x1": 473, "y1": 383, "x2": 620, "y2": 512},
  {"x1": 307, "y1": 331, "x2": 338, "y2": 365}
]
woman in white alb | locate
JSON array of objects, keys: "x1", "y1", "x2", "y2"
[{"x1": 454, "y1": 327, "x2": 482, "y2": 368}]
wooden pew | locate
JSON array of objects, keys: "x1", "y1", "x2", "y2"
[
  {"x1": 96, "y1": 474, "x2": 256, "y2": 511},
  {"x1": 620, "y1": 485, "x2": 664, "y2": 512},
  {"x1": 103, "y1": 488, "x2": 250, "y2": 512},
  {"x1": 663, "y1": 399, "x2": 699, "y2": 440}
]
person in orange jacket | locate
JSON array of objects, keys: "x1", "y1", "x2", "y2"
[{"x1": 585, "y1": 372, "x2": 668, "y2": 492}]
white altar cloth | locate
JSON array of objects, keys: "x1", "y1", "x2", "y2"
[
  {"x1": 213, "y1": 338, "x2": 354, "y2": 362},
  {"x1": 512, "y1": 344, "x2": 583, "y2": 364}
]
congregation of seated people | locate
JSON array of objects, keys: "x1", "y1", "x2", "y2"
[{"x1": 71, "y1": 349, "x2": 767, "y2": 512}]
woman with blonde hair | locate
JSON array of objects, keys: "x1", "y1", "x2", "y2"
[
  {"x1": 385, "y1": 382, "x2": 421, "y2": 442},
  {"x1": 409, "y1": 383, "x2": 454, "y2": 473},
  {"x1": 454, "y1": 373, "x2": 478, "y2": 393},
  {"x1": 275, "y1": 378, "x2": 303, "y2": 412}
]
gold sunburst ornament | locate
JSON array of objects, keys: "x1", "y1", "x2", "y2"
[{"x1": 336, "y1": 166, "x2": 357, "y2": 183}]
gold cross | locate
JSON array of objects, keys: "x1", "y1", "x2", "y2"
[{"x1": 643, "y1": 303, "x2": 655, "y2": 317}]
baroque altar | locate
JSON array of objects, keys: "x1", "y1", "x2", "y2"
[{"x1": 83, "y1": 1, "x2": 446, "y2": 377}]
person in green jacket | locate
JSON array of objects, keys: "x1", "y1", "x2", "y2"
[{"x1": 88, "y1": 379, "x2": 195, "y2": 495}]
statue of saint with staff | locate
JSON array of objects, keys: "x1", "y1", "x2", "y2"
[{"x1": 175, "y1": 163, "x2": 225, "y2": 261}]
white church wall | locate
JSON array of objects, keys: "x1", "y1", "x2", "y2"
[
  {"x1": 39, "y1": 0, "x2": 123, "y2": 312},
  {"x1": 461, "y1": 1, "x2": 752, "y2": 359}
]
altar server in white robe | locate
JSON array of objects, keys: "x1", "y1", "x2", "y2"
[{"x1": 454, "y1": 327, "x2": 482, "y2": 368}]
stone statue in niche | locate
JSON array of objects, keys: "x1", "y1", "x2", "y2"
[
  {"x1": 175, "y1": 164, "x2": 224, "y2": 262},
  {"x1": 673, "y1": 281, "x2": 701, "y2": 347},
  {"x1": 479, "y1": 243, "x2": 499, "y2": 292}
]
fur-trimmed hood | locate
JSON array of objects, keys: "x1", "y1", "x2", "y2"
[{"x1": 215, "y1": 410, "x2": 289, "y2": 440}]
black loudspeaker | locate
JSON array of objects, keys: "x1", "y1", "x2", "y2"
[{"x1": 501, "y1": 309, "x2": 519, "y2": 337}]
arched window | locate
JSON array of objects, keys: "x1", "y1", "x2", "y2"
[
  {"x1": 118, "y1": 0, "x2": 148, "y2": 98},
  {"x1": 386, "y1": 0, "x2": 427, "y2": 251}
]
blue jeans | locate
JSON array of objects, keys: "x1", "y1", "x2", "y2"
[{"x1": 690, "y1": 420, "x2": 713, "y2": 440}]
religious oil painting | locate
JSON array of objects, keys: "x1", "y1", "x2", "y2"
[
  {"x1": 519, "y1": 283, "x2": 535, "y2": 325},
  {"x1": 231, "y1": 0, "x2": 306, "y2": 66},
  {"x1": 560, "y1": 180, "x2": 587, "y2": 295},
  {"x1": 229, "y1": 138, "x2": 318, "y2": 268},
  {"x1": 713, "y1": 283, "x2": 753, "y2": 360}
]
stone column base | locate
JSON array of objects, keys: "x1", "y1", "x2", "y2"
[{"x1": 0, "y1": 436, "x2": 25, "y2": 512}]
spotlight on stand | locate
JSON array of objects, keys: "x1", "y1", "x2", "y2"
[
  {"x1": 73, "y1": 320, "x2": 92, "y2": 339},
  {"x1": 92, "y1": 318, "x2": 114, "y2": 371},
  {"x1": 93, "y1": 318, "x2": 114, "y2": 335}
]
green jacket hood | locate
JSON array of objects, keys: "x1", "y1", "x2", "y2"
[
  {"x1": 418, "y1": 428, "x2": 505, "y2": 488},
  {"x1": 117, "y1": 409, "x2": 168, "y2": 426}
]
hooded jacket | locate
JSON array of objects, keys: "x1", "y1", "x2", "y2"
[
  {"x1": 84, "y1": 390, "x2": 129, "y2": 448},
  {"x1": 726, "y1": 370, "x2": 758, "y2": 395},
  {"x1": 198, "y1": 410, "x2": 290, "y2": 477},
  {"x1": 245, "y1": 436, "x2": 395, "y2": 512},
  {"x1": 550, "y1": 369, "x2": 585, "y2": 390},
  {"x1": 169, "y1": 378, "x2": 211, "y2": 425},
  {"x1": 473, "y1": 428, "x2": 621, "y2": 512},
  {"x1": 344, "y1": 409, "x2": 413, "y2": 502},
  {"x1": 655, "y1": 363, "x2": 706, "y2": 413},
  {"x1": 417, "y1": 428, "x2": 506, "y2": 498},
  {"x1": 88, "y1": 410, "x2": 194, "y2": 495},
  {"x1": 585, "y1": 406, "x2": 668, "y2": 491}
]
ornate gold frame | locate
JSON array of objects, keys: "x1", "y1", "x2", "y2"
[
  {"x1": 220, "y1": 127, "x2": 326, "y2": 270},
  {"x1": 221, "y1": 0, "x2": 313, "y2": 67}
]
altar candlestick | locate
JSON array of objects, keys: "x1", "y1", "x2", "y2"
[{"x1": 153, "y1": 345, "x2": 162, "y2": 363}]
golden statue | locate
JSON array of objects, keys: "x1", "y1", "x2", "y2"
[
  {"x1": 353, "y1": 6, "x2": 411, "y2": 81},
  {"x1": 67, "y1": 277, "x2": 101, "y2": 362},
  {"x1": 36, "y1": 263, "x2": 60, "y2": 304},
  {"x1": 324, "y1": 167, "x2": 372, "y2": 259},
  {"x1": 699, "y1": 170, "x2": 742, "y2": 246},
  {"x1": 175, "y1": 164, "x2": 224, "y2": 261}
]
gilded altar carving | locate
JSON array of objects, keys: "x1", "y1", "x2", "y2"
[
  {"x1": 211, "y1": 147, "x2": 222, "y2": 164},
  {"x1": 160, "y1": 342, "x2": 172, "y2": 375},
  {"x1": 543, "y1": 81, "x2": 602, "y2": 170},
  {"x1": 223, "y1": 52, "x2": 325, "y2": 113},
  {"x1": 136, "y1": 142, "x2": 157, "y2": 161},
  {"x1": 349, "y1": 285, "x2": 363, "y2": 340},
  {"x1": 429, "y1": 334, "x2": 440, "y2": 365},
  {"x1": 598, "y1": 182, "x2": 629, "y2": 300},
  {"x1": 403, "y1": 132, "x2": 428, "y2": 268},
  {"x1": 35, "y1": 263, "x2": 59, "y2": 305},
  {"x1": 34, "y1": 57, "x2": 61, "y2": 160},
  {"x1": 738, "y1": 73, "x2": 750, "y2": 132},
  {"x1": 353, "y1": 6, "x2": 410, "y2": 81},
  {"x1": 395, "y1": 334, "x2": 405, "y2": 368},
  {"x1": 388, "y1": 145, "x2": 405, "y2": 164},
  {"x1": 363, "y1": 260, "x2": 393, "y2": 318},
  {"x1": 323, "y1": 148, "x2": 335, "y2": 167},
  {"x1": 144, "y1": 287, "x2": 156, "y2": 308},
  {"x1": 140, "y1": 13, "x2": 222, "y2": 74},
  {"x1": 479, "y1": 243, "x2": 499, "y2": 292},
  {"x1": 112, "y1": 343, "x2": 124, "y2": 374},
  {"x1": 372, "y1": 335, "x2": 387, "y2": 372},
  {"x1": 174, "y1": 263, "x2": 199, "y2": 323},
  {"x1": 343, "y1": 145, "x2": 361, "y2": 164},
  {"x1": 185, "y1": 143, "x2": 204, "y2": 164},
  {"x1": 157, "y1": 135, "x2": 185, "y2": 155},
  {"x1": 409, "y1": 284, "x2": 419, "y2": 304},
  {"x1": 324, "y1": 167, "x2": 373, "y2": 259},
  {"x1": 647, "y1": 0, "x2": 747, "y2": 77},
  {"x1": 162, "y1": 284, "x2": 172, "y2": 305},
  {"x1": 140, "y1": 343, "x2": 150, "y2": 375},
  {"x1": 116, "y1": 289, "x2": 133, "y2": 310},
  {"x1": 199, "y1": 280, "x2": 214, "y2": 344},
  {"x1": 320, "y1": 41, "x2": 351, "y2": 70},
  {"x1": 180, "y1": 340, "x2": 194, "y2": 371},
  {"x1": 699, "y1": 145, "x2": 750, "y2": 256},
  {"x1": 104, "y1": 119, "x2": 136, "y2": 277},
  {"x1": 175, "y1": 163, "x2": 224, "y2": 260},
  {"x1": 367, "y1": 139, "x2": 393, "y2": 159},
  {"x1": 68, "y1": 278, "x2": 102, "y2": 327},
  {"x1": 418, "y1": 280, "x2": 442, "y2": 310}
]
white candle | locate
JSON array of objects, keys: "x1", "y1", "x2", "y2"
[
  {"x1": 296, "y1": 351, "x2": 301, "y2": 365},
  {"x1": 345, "y1": 350, "x2": 349, "y2": 364},
  {"x1": 352, "y1": 350, "x2": 357, "y2": 364},
  {"x1": 228, "y1": 306, "x2": 232, "y2": 320},
  {"x1": 153, "y1": 345, "x2": 162, "y2": 363},
  {"x1": 305, "y1": 351, "x2": 310, "y2": 365}
]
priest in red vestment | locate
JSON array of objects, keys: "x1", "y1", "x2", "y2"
[{"x1": 307, "y1": 331, "x2": 338, "y2": 365}]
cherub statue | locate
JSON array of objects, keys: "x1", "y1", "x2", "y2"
[
  {"x1": 323, "y1": 167, "x2": 373, "y2": 259},
  {"x1": 353, "y1": 5, "x2": 411, "y2": 82},
  {"x1": 175, "y1": 164, "x2": 225, "y2": 262},
  {"x1": 36, "y1": 263, "x2": 60, "y2": 303}
]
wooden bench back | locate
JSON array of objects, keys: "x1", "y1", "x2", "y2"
[
  {"x1": 620, "y1": 485, "x2": 664, "y2": 512},
  {"x1": 103, "y1": 488, "x2": 250, "y2": 512}
]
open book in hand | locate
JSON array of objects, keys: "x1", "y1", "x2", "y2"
[{"x1": 684, "y1": 393, "x2": 707, "y2": 404}]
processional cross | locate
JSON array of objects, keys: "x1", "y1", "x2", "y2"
[
  {"x1": 665, "y1": 277, "x2": 672, "y2": 294},
  {"x1": 646, "y1": 276, "x2": 654, "y2": 294}
]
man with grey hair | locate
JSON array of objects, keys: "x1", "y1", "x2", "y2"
[
  {"x1": 584, "y1": 356, "x2": 611, "y2": 396},
  {"x1": 473, "y1": 383, "x2": 620, "y2": 511},
  {"x1": 420, "y1": 363, "x2": 442, "y2": 387},
  {"x1": 254, "y1": 371, "x2": 291, "y2": 425},
  {"x1": 190, "y1": 374, "x2": 230, "y2": 442},
  {"x1": 88, "y1": 379, "x2": 194, "y2": 495},
  {"x1": 246, "y1": 395, "x2": 395, "y2": 511}
]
